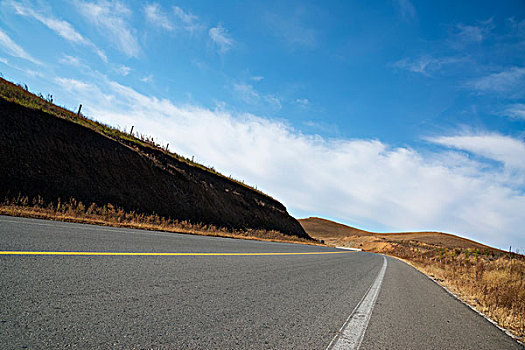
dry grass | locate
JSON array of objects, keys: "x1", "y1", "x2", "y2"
[
  {"x1": 300, "y1": 217, "x2": 524, "y2": 343},
  {"x1": 392, "y1": 245, "x2": 525, "y2": 343},
  {"x1": 0, "y1": 195, "x2": 319, "y2": 246}
]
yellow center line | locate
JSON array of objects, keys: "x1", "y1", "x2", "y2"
[{"x1": 0, "y1": 251, "x2": 351, "y2": 256}]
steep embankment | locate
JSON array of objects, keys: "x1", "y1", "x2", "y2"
[
  {"x1": 0, "y1": 93, "x2": 308, "y2": 239},
  {"x1": 300, "y1": 217, "x2": 499, "y2": 253}
]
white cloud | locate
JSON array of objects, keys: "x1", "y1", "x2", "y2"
[
  {"x1": 265, "y1": 95, "x2": 282, "y2": 110},
  {"x1": 53, "y1": 76, "x2": 525, "y2": 250},
  {"x1": 59, "y1": 55, "x2": 82, "y2": 66},
  {"x1": 173, "y1": 5, "x2": 202, "y2": 34},
  {"x1": 392, "y1": 55, "x2": 464, "y2": 76},
  {"x1": 429, "y1": 133, "x2": 525, "y2": 171},
  {"x1": 296, "y1": 98, "x2": 310, "y2": 107},
  {"x1": 467, "y1": 67, "x2": 525, "y2": 95},
  {"x1": 0, "y1": 54, "x2": 44, "y2": 77},
  {"x1": 456, "y1": 24, "x2": 484, "y2": 43},
  {"x1": 76, "y1": 0, "x2": 139, "y2": 58},
  {"x1": 140, "y1": 74, "x2": 153, "y2": 83},
  {"x1": 11, "y1": 2, "x2": 83, "y2": 41},
  {"x1": 250, "y1": 76, "x2": 264, "y2": 82},
  {"x1": 394, "y1": 0, "x2": 416, "y2": 20},
  {"x1": 233, "y1": 83, "x2": 281, "y2": 110},
  {"x1": 115, "y1": 65, "x2": 131, "y2": 76},
  {"x1": 450, "y1": 19, "x2": 494, "y2": 47},
  {"x1": 8, "y1": 1, "x2": 107, "y2": 62},
  {"x1": 504, "y1": 103, "x2": 525, "y2": 120},
  {"x1": 209, "y1": 24, "x2": 234, "y2": 53},
  {"x1": 0, "y1": 28, "x2": 41, "y2": 65},
  {"x1": 144, "y1": 3, "x2": 202, "y2": 34},
  {"x1": 54, "y1": 77, "x2": 116, "y2": 107},
  {"x1": 55, "y1": 77, "x2": 93, "y2": 92},
  {"x1": 144, "y1": 3, "x2": 173, "y2": 31}
]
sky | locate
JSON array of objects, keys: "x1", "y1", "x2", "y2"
[{"x1": 0, "y1": 0, "x2": 524, "y2": 251}]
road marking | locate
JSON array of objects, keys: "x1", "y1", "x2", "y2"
[
  {"x1": 0, "y1": 250, "x2": 352, "y2": 256},
  {"x1": 327, "y1": 256, "x2": 388, "y2": 350},
  {"x1": 336, "y1": 246, "x2": 362, "y2": 252}
]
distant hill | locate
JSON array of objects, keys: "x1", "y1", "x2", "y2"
[
  {"x1": 0, "y1": 78, "x2": 309, "y2": 240},
  {"x1": 299, "y1": 217, "x2": 500, "y2": 253}
]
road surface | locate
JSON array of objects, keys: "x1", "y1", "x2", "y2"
[{"x1": 0, "y1": 215, "x2": 522, "y2": 349}]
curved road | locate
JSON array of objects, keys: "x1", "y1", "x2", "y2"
[{"x1": 0, "y1": 216, "x2": 522, "y2": 349}]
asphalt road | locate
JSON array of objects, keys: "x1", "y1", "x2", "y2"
[{"x1": 0, "y1": 215, "x2": 522, "y2": 349}]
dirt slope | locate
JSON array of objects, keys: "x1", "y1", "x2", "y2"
[
  {"x1": 0, "y1": 95, "x2": 309, "y2": 239},
  {"x1": 299, "y1": 217, "x2": 500, "y2": 253}
]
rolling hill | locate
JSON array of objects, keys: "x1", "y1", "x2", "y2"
[{"x1": 299, "y1": 217, "x2": 501, "y2": 253}]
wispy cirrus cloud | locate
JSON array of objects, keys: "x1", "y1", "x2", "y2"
[
  {"x1": 503, "y1": 104, "x2": 525, "y2": 120},
  {"x1": 455, "y1": 24, "x2": 484, "y2": 43},
  {"x1": 173, "y1": 5, "x2": 202, "y2": 34},
  {"x1": 7, "y1": 0, "x2": 107, "y2": 62},
  {"x1": 144, "y1": 3, "x2": 173, "y2": 31},
  {"x1": 55, "y1": 77, "x2": 93, "y2": 92},
  {"x1": 140, "y1": 74, "x2": 153, "y2": 83},
  {"x1": 0, "y1": 28, "x2": 41, "y2": 65},
  {"x1": 209, "y1": 24, "x2": 234, "y2": 53},
  {"x1": 467, "y1": 67, "x2": 525, "y2": 96},
  {"x1": 296, "y1": 98, "x2": 310, "y2": 107},
  {"x1": 145, "y1": 3, "x2": 203, "y2": 34},
  {"x1": 53, "y1": 75, "x2": 525, "y2": 249},
  {"x1": 233, "y1": 82, "x2": 282, "y2": 110},
  {"x1": 392, "y1": 55, "x2": 465, "y2": 76},
  {"x1": 76, "y1": 0, "x2": 139, "y2": 58},
  {"x1": 233, "y1": 83, "x2": 259, "y2": 104},
  {"x1": 449, "y1": 19, "x2": 494, "y2": 47},
  {"x1": 59, "y1": 55, "x2": 81, "y2": 66},
  {"x1": 0, "y1": 55, "x2": 44, "y2": 77},
  {"x1": 114, "y1": 64, "x2": 131, "y2": 76}
]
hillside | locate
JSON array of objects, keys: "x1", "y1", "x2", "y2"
[
  {"x1": 0, "y1": 78, "x2": 309, "y2": 240},
  {"x1": 299, "y1": 217, "x2": 500, "y2": 253}
]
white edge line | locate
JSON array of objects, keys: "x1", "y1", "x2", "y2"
[
  {"x1": 336, "y1": 246, "x2": 362, "y2": 251},
  {"x1": 399, "y1": 258, "x2": 525, "y2": 347},
  {"x1": 326, "y1": 255, "x2": 387, "y2": 350},
  {"x1": 325, "y1": 277, "x2": 374, "y2": 350}
]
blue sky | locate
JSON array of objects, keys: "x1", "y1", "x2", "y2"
[{"x1": 1, "y1": 0, "x2": 524, "y2": 250}]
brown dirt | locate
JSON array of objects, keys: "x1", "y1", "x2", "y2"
[{"x1": 0, "y1": 95, "x2": 309, "y2": 240}]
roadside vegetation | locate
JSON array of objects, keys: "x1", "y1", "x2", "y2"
[
  {"x1": 391, "y1": 244, "x2": 525, "y2": 343},
  {"x1": 0, "y1": 195, "x2": 318, "y2": 245}
]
